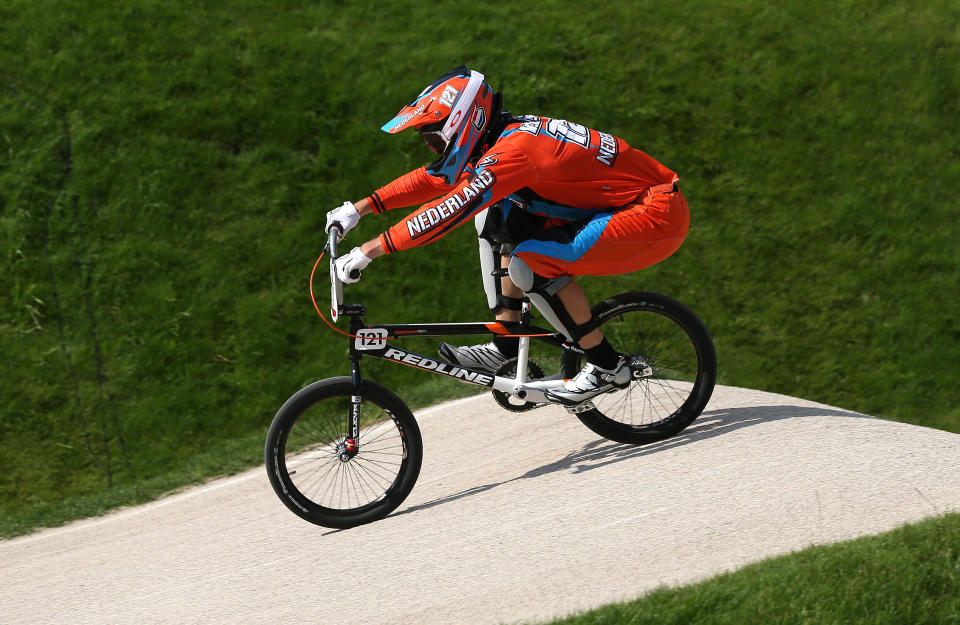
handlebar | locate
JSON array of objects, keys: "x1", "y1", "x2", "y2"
[
  {"x1": 326, "y1": 224, "x2": 360, "y2": 322},
  {"x1": 327, "y1": 225, "x2": 361, "y2": 279},
  {"x1": 327, "y1": 225, "x2": 345, "y2": 322},
  {"x1": 327, "y1": 223, "x2": 342, "y2": 256}
]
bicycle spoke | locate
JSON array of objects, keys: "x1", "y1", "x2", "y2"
[
  {"x1": 278, "y1": 393, "x2": 411, "y2": 512},
  {"x1": 580, "y1": 296, "x2": 709, "y2": 436}
]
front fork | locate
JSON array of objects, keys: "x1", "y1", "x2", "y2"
[
  {"x1": 337, "y1": 309, "x2": 369, "y2": 461},
  {"x1": 337, "y1": 355, "x2": 363, "y2": 462}
]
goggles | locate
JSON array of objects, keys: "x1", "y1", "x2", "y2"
[{"x1": 418, "y1": 122, "x2": 448, "y2": 154}]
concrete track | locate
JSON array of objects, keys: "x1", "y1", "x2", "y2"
[{"x1": 3, "y1": 385, "x2": 959, "y2": 625}]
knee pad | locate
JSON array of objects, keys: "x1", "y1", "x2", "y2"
[
  {"x1": 476, "y1": 208, "x2": 522, "y2": 313},
  {"x1": 507, "y1": 256, "x2": 580, "y2": 341},
  {"x1": 477, "y1": 236, "x2": 499, "y2": 311}
]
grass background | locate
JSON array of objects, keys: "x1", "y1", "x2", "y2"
[
  {"x1": 545, "y1": 512, "x2": 960, "y2": 625},
  {"x1": 1, "y1": 1, "x2": 958, "y2": 617}
]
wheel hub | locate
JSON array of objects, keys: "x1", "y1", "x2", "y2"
[
  {"x1": 630, "y1": 356, "x2": 653, "y2": 378},
  {"x1": 336, "y1": 438, "x2": 358, "y2": 462}
]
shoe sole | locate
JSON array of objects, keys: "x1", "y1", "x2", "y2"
[{"x1": 544, "y1": 382, "x2": 627, "y2": 407}]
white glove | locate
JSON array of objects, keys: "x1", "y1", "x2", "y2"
[
  {"x1": 325, "y1": 201, "x2": 360, "y2": 240},
  {"x1": 335, "y1": 247, "x2": 372, "y2": 284}
]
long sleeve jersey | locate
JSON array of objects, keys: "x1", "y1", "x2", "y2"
[{"x1": 368, "y1": 115, "x2": 678, "y2": 254}]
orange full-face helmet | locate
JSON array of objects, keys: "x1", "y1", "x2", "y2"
[{"x1": 381, "y1": 65, "x2": 499, "y2": 184}]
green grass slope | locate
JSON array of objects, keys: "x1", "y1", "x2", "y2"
[
  {"x1": 540, "y1": 512, "x2": 960, "y2": 625},
  {"x1": 1, "y1": 0, "x2": 957, "y2": 535}
]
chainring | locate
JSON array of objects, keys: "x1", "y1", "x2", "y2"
[{"x1": 491, "y1": 358, "x2": 546, "y2": 413}]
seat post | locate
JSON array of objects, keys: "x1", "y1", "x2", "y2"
[{"x1": 513, "y1": 299, "x2": 533, "y2": 387}]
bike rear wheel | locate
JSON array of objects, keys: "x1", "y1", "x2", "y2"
[
  {"x1": 265, "y1": 377, "x2": 422, "y2": 529},
  {"x1": 563, "y1": 292, "x2": 716, "y2": 445}
]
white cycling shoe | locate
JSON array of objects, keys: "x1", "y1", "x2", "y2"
[
  {"x1": 437, "y1": 341, "x2": 508, "y2": 374},
  {"x1": 544, "y1": 357, "x2": 631, "y2": 406}
]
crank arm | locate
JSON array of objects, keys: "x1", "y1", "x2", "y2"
[{"x1": 492, "y1": 375, "x2": 565, "y2": 404}]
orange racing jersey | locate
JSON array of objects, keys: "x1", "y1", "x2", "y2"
[{"x1": 369, "y1": 116, "x2": 678, "y2": 254}]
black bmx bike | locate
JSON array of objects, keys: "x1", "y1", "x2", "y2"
[{"x1": 265, "y1": 227, "x2": 717, "y2": 529}]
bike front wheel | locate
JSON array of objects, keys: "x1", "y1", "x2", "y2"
[
  {"x1": 265, "y1": 377, "x2": 422, "y2": 529},
  {"x1": 563, "y1": 292, "x2": 717, "y2": 445}
]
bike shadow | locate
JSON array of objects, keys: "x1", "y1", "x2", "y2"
[{"x1": 389, "y1": 402, "x2": 873, "y2": 520}]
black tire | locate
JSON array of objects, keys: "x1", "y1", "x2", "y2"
[
  {"x1": 563, "y1": 292, "x2": 716, "y2": 445},
  {"x1": 265, "y1": 377, "x2": 422, "y2": 529}
]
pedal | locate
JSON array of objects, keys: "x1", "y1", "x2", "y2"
[{"x1": 564, "y1": 401, "x2": 595, "y2": 414}]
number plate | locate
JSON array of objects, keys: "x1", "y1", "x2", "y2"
[{"x1": 354, "y1": 328, "x2": 388, "y2": 351}]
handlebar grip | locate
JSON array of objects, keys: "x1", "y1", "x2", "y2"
[{"x1": 326, "y1": 225, "x2": 341, "y2": 258}]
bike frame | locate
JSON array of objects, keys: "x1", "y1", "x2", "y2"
[
  {"x1": 343, "y1": 308, "x2": 575, "y2": 393},
  {"x1": 326, "y1": 227, "x2": 581, "y2": 447}
]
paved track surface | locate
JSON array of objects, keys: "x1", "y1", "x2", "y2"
[{"x1": 3, "y1": 384, "x2": 960, "y2": 625}]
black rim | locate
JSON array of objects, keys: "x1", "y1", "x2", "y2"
[
  {"x1": 584, "y1": 303, "x2": 705, "y2": 430},
  {"x1": 278, "y1": 395, "x2": 409, "y2": 516}
]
